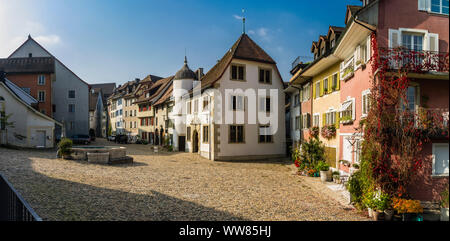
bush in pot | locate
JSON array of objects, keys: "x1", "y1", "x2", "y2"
[
  {"x1": 57, "y1": 138, "x2": 73, "y2": 159},
  {"x1": 317, "y1": 161, "x2": 331, "y2": 182},
  {"x1": 372, "y1": 191, "x2": 390, "y2": 221},
  {"x1": 332, "y1": 171, "x2": 340, "y2": 183}
]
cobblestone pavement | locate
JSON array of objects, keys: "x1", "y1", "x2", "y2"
[{"x1": 0, "y1": 140, "x2": 369, "y2": 221}]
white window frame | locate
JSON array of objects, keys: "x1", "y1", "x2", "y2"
[
  {"x1": 421, "y1": 0, "x2": 449, "y2": 15},
  {"x1": 432, "y1": 143, "x2": 449, "y2": 177},
  {"x1": 325, "y1": 109, "x2": 337, "y2": 126},
  {"x1": 313, "y1": 113, "x2": 320, "y2": 127},
  {"x1": 38, "y1": 75, "x2": 45, "y2": 85},
  {"x1": 361, "y1": 89, "x2": 371, "y2": 118},
  {"x1": 38, "y1": 91, "x2": 45, "y2": 102},
  {"x1": 341, "y1": 97, "x2": 356, "y2": 121}
]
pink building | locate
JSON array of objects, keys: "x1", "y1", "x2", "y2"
[{"x1": 336, "y1": 0, "x2": 448, "y2": 201}]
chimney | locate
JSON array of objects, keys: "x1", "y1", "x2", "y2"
[{"x1": 196, "y1": 68, "x2": 204, "y2": 80}]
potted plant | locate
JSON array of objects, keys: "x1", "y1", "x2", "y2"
[
  {"x1": 332, "y1": 171, "x2": 340, "y2": 183},
  {"x1": 373, "y1": 191, "x2": 390, "y2": 221},
  {"x1": 317, "y1": 161, "x2": 331, "y2": 182},
  {"x1": 393, "y1": 198, "x2": 424, "y2": 221},
  {"x1": 57, "y1": 138, "x2": 73, "y2": 159},
  {"x1": 363, "y1": 191, "x2": 375, "y2": 218},
  {"x1": 440, "y1": 188, "x2": 449, "y2": 221}
]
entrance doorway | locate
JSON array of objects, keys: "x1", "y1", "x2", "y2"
[
  {"x1": 178, "y1": 136, "x2": 185, "y2": 152},
  {"x1": 36, "y1": 130, "x2": 46, "y2": 148},
  {"x1": 192, "y1": 130, "x2": 199, "y2": 153}
]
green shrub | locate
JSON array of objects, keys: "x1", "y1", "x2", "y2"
[
  {"x1": 347, "y1": 171, "x2": 364, "y2": 206},
  {"x1": 57, "y1": 138, "x2": 73, "y2": 157},
  {"x1": 441, "y1": 187, "x2": 449, "y2": 208},
  {"x1": 316, "y1": 161, "x2": 330, "y2": 171}
]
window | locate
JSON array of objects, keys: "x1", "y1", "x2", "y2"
[
  {"x1": 119, "y1": 109, "x2": 122, "y2": 116},
  {"x1": 321, "y1": 47, "x2": 325, "y2": 55},
  {"x1": 203, "y1": 126, "x2": 209, "y2": 143},
  {"x1": 69, "y1": 121, "x2": 74, "y2": 130},
  {"x1": 355, "y1": 139, "x2": 363, "y2": 163},
  {"x1": 295, "y1": 116, "x2": 301, "y2": 130},
  {"x1": 431, "y1": 0, "x2": 449, "y2": 14},
  {"x1": 134, "y1": 110, "x2": 136, "y2": 116},
  {"x1": 232, "y1": 95, "x2": 244, "y2": 111},
  {"x1": 341, "y1": 99, "x2": 354, "y2": 121},
  {"x1": 21, "y1": 87, "x2": 31, "y2": 95},
  {"x1": 313, "y1": 114, "x2": 320, "y2": 127},
  {"x1": 187, "y1": 127, "x2": 191, "y2": 141},
  {"x1": 68, "y1": 104, "x2": 75, "y2": 113},
  {"x1": 229, "y1": 125, "x2": 244, "y2": 143},
  {"x1": 259, "y1": 68, "x2": 272, "y2": 84},
  {"x1": 433, "y1": 143, "x2": 449, "y2": 176},
  {"x1": 362, "y1": 91, "x2": 371, "y2": 116},
  {"x1": 315, "y1": 82, "x2": 320, "y2": 99},
  {"x1": 1, "y1": 111, "x2": 5, "y2": 130},
  {"x1": 156, "y1": 117, "x2": 158, "y2": 126},
  {"x1": 125, "y1": 111, "x2": 127, "y2": 117},
  {"x1": 259, "y1": 125, "x2": 273, "y2": 143},
  {"x1": 134, "y1": 121, "x2": 137, "y2": 128},
  {"x1": 402, "y1": 33, "x2": 424, "y2": 51},
  {"x1": 230, "y1": 64, "x2": 245, "y2": 80},
  {"x1": 331, "y1": 39, "x2": 336, "y2": 48},
  {"x1": 203, "y1": 96, "x2": 209, "y2": 111},
  {"x1": 68, "y1": 90, "x2": 75, "y2": 99},
  {"x1": 326, "y1": 111, "x2": 337, "y2": 125},
  {"x1": 331, "y1": 74, "x2": 338, "y2": 91},
  {"x1": 38, "y1": 75, "x2": 45, "y2": 85},
  {"x1": 118, "y1": 99, "x2": 122, "y2": 105},
  {"x1": 294, "y1": 94, "x2": 300, "y2": 107},
  {"x1": 323, "y1": 78, "x2": 329, "y2": 93},
  {"x1": 187, "y1": 101, "x2": 192, "y2": 114},
  {"x1": 302, "y1": 114, "x2": 310, "y2": 129},
  {"x1": 401, "y1": 86, "x2": 418, "y2": 113},
  {"x1": 38, "y1": 91, "x2": 45, "y2": 102},
  {"x1": 194, "y1": 99, "x2": 199, "y2": 113},
  {"x1": 300, "y1": 84, "x2": 310, "y2": 102}
]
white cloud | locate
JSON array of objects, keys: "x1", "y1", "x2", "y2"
[
  {"x1": 248, "y1": 27, "x2": 272, "y2": 42},
  {"x1": 35, "y1": 35, "x2": 61, "y2": 45},
  {"x1": 233, "y1": 14, "x2": 243, "y2": 20}
]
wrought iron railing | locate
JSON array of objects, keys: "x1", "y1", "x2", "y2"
[
  {"x1": 379, "y1": 47, "x2": 449, "y2": 73},
  {"x1": 292, "y1": 56, "x2": 302, "y2": 70},
  {"x1": 0, "y1": 173, "x2": 42, "y2": 221}
]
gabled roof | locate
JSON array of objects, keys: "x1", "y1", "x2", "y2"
[
  {"x1": 90, "y1": 83, "x2": 116, "y2": 97},
  {"x1": 153, "y1": 83, "x2": 173, "y2": 106},
  {"x1": 327, "y1": 26, "x2": 345, "y2": 39},
  {"x1": 134, "y1": 76, "x2": 174, "y2": 104},
  {"x1": 0, "y1": 76, "x2": 61, "y2": 125},
  {"x1": 200, "y1": 33, "x2": 277, "y2": 89},
  {"x1": 8, "y1": 36, "x2": 89, "y2": 87},
  {"x1": 345, "y1": 5, "x2": 363, "y2": 25},
  {"x1": 0, "y1": 57, "x2": 55, "y2": 74},
  {"x1": 141, "y1": 74, "x2": 163, "y2": 83}
]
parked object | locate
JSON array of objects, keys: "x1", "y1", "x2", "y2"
[
  {"x1": 115, "y1": 134, "x2": 128, "y2": 144},
  {"x1": 108, "y1": 135, "x2": 116, "y2": 142},
  {"x1": 70, "y1": 135, "x2": 91, "y2": 145}
]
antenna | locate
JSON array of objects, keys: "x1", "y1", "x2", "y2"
[{"x1": 242, "y1": 8, "x2": 246, "y2": 34}]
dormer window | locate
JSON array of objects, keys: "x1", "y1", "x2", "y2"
[
  {"x1": 331, "y1": 39, "x2": 336, "y2": 48},
  {"x1": 321, "y1": 47, "x2": 326, "y2": 55}
]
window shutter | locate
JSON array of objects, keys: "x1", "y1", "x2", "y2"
[
  {"x1": 336, "y1": 73, "x2": 340, "y2": 90},
  {"x1": 322, "y1": 113, "x2": 326, "y2": 126},
  {"x1": 312, "y1": 83, "x2": 316, "y2": 99},
  {"x1": 320, "y1": 79, "x2": 324, "y2": 97},
  {"x1": 335, "y1": 112, "x2": 340, "y2": 129},
  {"x1": 299, "y1": 116, "x2": 303, "y2": 129},
  {"x1": 427, "y1": 33, "x2": 439, "y2": 52},
  {"x1": 366, "y1": 35, "x2": 372, "y2": 62},
  {"x1": 307, "y1": 113, "x2": 311, "y2": 128},
  {"x1": 389, "y1": 29, "x2": 401, "y2": 48},
  {"x1": 328, "y1": 77, "x2": 332, "y2": 93},
  {"x1": 418, "y1": 0, "x2": 429, "y2": 11}
]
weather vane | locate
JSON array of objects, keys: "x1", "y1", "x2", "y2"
[{"x1": 242, "y1": 8, "x2": 246, "y2": 34}]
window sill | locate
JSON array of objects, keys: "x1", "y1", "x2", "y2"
[{"x1": 431, "y1": 174, "x2": 449, "y2": 178}]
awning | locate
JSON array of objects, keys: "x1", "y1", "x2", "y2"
[{"x1": 340, "y1": 101, "x2": 352, "y2": 112}]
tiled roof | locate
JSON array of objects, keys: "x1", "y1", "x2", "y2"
[
  {"x1": 0, "y1": 57, "x2": 55, "y2": 73},
  {"x1": 135, "y1": 76, "x2": 174, "y2": 104},
  {"x1": 141, "y1": 74, "x2": 163, "y2": 83},
  {"x1": 200, "y1": 33, "x2": 276, "y2": 89},
  {"x1": 153, "y1": 83, "x2": 173, "y2": 106}
]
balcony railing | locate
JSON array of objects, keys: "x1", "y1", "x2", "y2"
[
  {"x1": 396, "y1": 107, "x2": 449, "y2": 138},
  {"x1": 379, "y1": 48, "x2": 449, "y2": 73},
  {"x1": 0, "y1": 174, "x2": 42, "y2": 221}
]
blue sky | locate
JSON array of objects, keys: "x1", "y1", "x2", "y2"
[{"x1": 0, "y1": 0, "x2": 362, "y2": 85}]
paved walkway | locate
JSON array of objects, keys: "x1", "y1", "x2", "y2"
[{"x1": 0, "y1": 139, "x2": 368, "y2": 221}]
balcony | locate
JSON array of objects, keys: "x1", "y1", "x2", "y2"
[
  {"x1": 379, "y1": 48, "x2": 449, "y2": 74},
  {"x1": 396, "y1": 107, "x2": 449, "y2": 139}
]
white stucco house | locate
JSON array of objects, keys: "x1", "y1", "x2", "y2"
[
  {"x1": 0, "y1": 73, "x2": 61, "y2": 148},
  {"x1": 171, "y1": 33, "x2": 286, "y2": 161}
]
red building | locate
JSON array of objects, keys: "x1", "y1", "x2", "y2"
[
  {"x1": 336, "y1": 0, "x2": 448, "y2": 201},
  {"x1": 0, "y1": 57, "x2": 55, "y2": 117}
]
